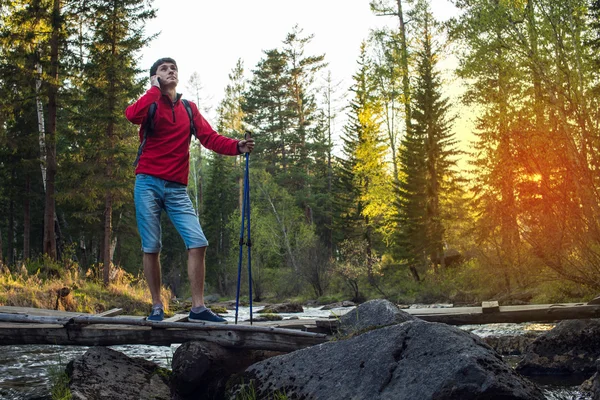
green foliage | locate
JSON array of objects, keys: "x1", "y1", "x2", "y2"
[
  {"x1": 3, "y1": 0, "x2": 600, "y2": 305},
  {"x1": 529, "y1": 278, "x2": 598, "y2": 304},
  {"x1": 233, "y1": 379, "x2": 289, "y2": 400},
  {"x1": 49, "y1": 365, "x2": 71, "y2": 400},
  {"x1": 243, "y1": 26, "x2": 330, "y2": 252}
]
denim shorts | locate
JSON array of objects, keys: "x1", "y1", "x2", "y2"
[{"x1": 134, "y1": 174, "x2": 208, "y2": 253}]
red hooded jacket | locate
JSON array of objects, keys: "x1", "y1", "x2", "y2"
[{"x1": 125, "y1": 86, "x2": 239, "y2": 185}]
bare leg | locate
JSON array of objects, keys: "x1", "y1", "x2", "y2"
[
  {"x1": 188, "y1": 247, "x2": 206, "y2": 308},
  {"x1": 143, "y1": 252, "x2": 163, "y2": 307}
]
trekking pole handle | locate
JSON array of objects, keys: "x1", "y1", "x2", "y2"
[{"x1": 244, "y1": 130, "x2": 252, "y2": 140}]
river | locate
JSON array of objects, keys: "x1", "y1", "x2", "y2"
[{"x1": 0, "y1": 306, "x2": 591, "y2": 400}]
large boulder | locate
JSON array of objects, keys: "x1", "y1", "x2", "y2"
[
  {"x1": 67, "y1": 347, "x2": 170, "y2": 400},
  {"x1": 338, "y1": 298, "x2": 415, "y2": 336},
  {"x1": 171, "y1": 341, "x2": 282, "y2": 400},
  {"x1": 516, "y1": 319, "x2": 600, "y2": 377},
  {"x1": 227, "y1": 319, "x2": 545, "y2": 400}
]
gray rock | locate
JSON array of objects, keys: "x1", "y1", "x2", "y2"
[
  {"x1": 338, "y1": 298, "x2": 415, "y2": 335},
  {"x1": 581, "y1": 373, "x2": 600, "y2": 400},
  {"x1": 67, "y1": 347, "x2": 170, "y2": 400},
  {"x1": 171, "y1": 341, "x2": 282, "y2": 400},
  {"x1": 251, "y1": 314, "x2": 283, "y2": 322},
  {"x1": 320, "y1": 300, "x2": 356, "y2": 310},
  {"x1": 516, "y1": 319, "x2": 600, "y2": 376},
  {"x1": 483, "y1": 333, "x2": 538, "y2": 355},
  {"x1": 228, "y1": 319, "x2": 545, "y2": 400},
  {"x1": 258, "y1": 302, "x2": 303, "y2": 313},
  {"x1": 204, "y1": 294, "x2": 220, "y2": 303},
  {"x1": 581, "y1": 358, "x2": 600, "y2": 400}
]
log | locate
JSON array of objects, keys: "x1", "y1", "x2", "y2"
[
  {"x1": 0, "y1": 323, "x2": 326, "y2": 351},
  {"x1": 0, "y1": 313, "x2": 326, "y2": 339},
  {"x1": 165, "y1": 313, "x2": 189, "y2": 322},
  {"x1": 411, "y1": 303, "x2": 600, "y2": 325}
]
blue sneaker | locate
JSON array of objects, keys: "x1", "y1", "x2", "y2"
[
  {"x1": 188, "y1": 308, "x2": 227, "y2": 323},
  {"x1": 147, "y1": 308, "x2": 164, "y2": 321}
]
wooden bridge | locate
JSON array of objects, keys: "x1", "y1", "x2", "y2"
[{"x1": 1, "y1": 301, "x2": 599, "y2": 351}]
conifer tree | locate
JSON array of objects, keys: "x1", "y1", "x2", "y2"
[
  {"x1": 449, "y1": 0, "x2": 524, "y2": 290},
  {"x1": 412, "y1": 0, "x2": 459, "y2": 271},
  {"x1": 202, "y1": 60, "x2": 246, "y2": 294},
  {"x1": 70, "y1": 0, "x2": 155, "y2": 284},
  {"x1": 336, "y1": 43, "x2": 392, "y2": 295},
  {"x1": 370, "y1": 0, "x2": 414, "y2": 183},
  {"x1": 0, "y1": 0, "x2": 64, "y2": 263},
  {"x1": 244, "y1": 49, "x2": 291, "y2": 175},
  {"x1": 281, "y1": 25, "x2": 327, "y2": 223}
]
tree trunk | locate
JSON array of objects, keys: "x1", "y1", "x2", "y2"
[
  {"x1": 0, "y1": 226, "x2": 3, "y2": 266},
  {"x1": 260, "y1": 183, "x2": 299, "y2": 274},
  {"x1": 326, "y1": 75, "x2": 334, "y2": 254},
  {"x1": 409, "y1": 265, "x2": 421, "y2": 282},
  {"x1": 396, "y1": 0, "x2": 412, "y2": 136},
  {"x1": 24, "y1": 175, "x2": 31, "y2": 260},
  {"x1": 8, "y1": 199, "x2": 14, "y2": 266},
  {"x1": 103, "y1": 192, "x2": 112, "y2": 286},
  {"x1": 43, "y1": 0, "x2": 61, "y2": 260},
  {"x1": 35, "y1": 60, "x2": 47, "y2": 191}
]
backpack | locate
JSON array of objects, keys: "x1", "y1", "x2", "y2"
[{"x1": 133, "y1": 99, "x2": 197, "y2": 167}]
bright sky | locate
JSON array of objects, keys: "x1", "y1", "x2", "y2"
[{"x1": 140, "y1": 0, "x2": 474, "y2": 152}]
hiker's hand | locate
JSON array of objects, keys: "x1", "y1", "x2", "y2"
[
  {"x1": 238, "y1": 138, "x2": 255, "y2": 154},
  {"x1": 150, "y1": 75, "x2": 161, "y2": 89}
]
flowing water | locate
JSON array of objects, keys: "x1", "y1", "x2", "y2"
[{"x1": 0, "y1": 306, "x2": 591, "y2": 400}]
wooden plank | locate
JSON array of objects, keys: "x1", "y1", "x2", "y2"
[
  {"x1": 96, "y1": 308, "x2": 123, "y2": 317},
  {"x1": 0, "y1": 306, "x2": 86, "y2": 317},
  {"x1": 482, "y1": 301, "x2": 500, "y2": 314},
  {"x1": 164, "y1": 313, "x2": 189, "y2": 323},
  {"x1": 0, "y1": 313, "x2": 326, "y2": 338},
  {"x1": 0, "y1": 324, "x2": 327, "y2": 351},
  {"x1": 416, "y1": 304, "x2": 600, "y2": 325}
]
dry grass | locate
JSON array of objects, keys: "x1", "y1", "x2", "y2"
[{"x1": 0, "y1": 262, "x2": 171, "y2": 316}]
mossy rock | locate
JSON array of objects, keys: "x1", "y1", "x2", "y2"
[
  {"x1": 252, "y1": 313, "x2": 283, "y2": 322},
  {"x1": 209, "y1": 305, "x2": 228, "y2": 314}
]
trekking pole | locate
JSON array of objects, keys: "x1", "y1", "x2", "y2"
[
  {"x1": 235, "y1": 131, "x2": 253, "y2": 325},
  {"x1": 245, "y1": 138, "x2": 253, "y2": 325}
]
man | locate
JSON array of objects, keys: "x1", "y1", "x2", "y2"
[{"x1": 125, "y1": 57, "x2": 254, "y2": 322}]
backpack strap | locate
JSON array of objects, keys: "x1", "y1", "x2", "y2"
[
  {"x1": 132, "y1": 99, "x2": 196, "y2": 167},
  {"x1": 182, "y1": 99, "x2": 197, "y2": 139},
  {"x1": 133, "y1": 102, "x2": 157, "y2": 167}
]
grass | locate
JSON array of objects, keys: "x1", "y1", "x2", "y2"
[
  {"x1": 234, "y1": 379, "x2": 289, "y2": 400},
  {"x1": 48, "y1": 362, "x2": 71, "y2": 400},
  {"x1": 0, "y1": 260, "x2": 170, "y2": 316}
]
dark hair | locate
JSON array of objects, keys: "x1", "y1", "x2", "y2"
[{"x1": 150, "y1": 57, "x2": 177, "y2": 77}]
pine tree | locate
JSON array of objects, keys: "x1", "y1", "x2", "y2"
[
  {"x1": 0, "y1": 0, "x2": 62, "y2": 263},
  {"x1": 412, "y1": 0, "x2": 460, "y2": 271},
  {"x1": 244, "y1": 49, "x2": 291, "y2": 175},
  {"x1": 70, "y1": 0, "x2": 155, "y2": 284},
  {"x1": 370, "y1": 0, "x2": 414, "y2": 183},
  {"x1": 450, "y1": 0, "x2": 600, "y2": 289},
  {"x1": 281, "y1": 25, "x2": 327, "y2": 224},
  {"x1": 336, "y1": 43, "x2": 392, "y2": 296},
  {"x1": 449, "y1": 0, "x2": 525, "y2": 290},
  {"x1": 202, "y1": 60, "x2": 246, "y2": 294}
]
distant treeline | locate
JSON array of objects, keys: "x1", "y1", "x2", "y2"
[{"x1": 1, "y1": 0, "x2": 600, "y2": 304}]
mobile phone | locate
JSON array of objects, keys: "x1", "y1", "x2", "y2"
[{"x1": 157, "y1": 77, "x2": 161, "y2": 85}]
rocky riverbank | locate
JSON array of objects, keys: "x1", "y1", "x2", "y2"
[{"x1": 54, "y1": 299, "x2": 600, "y2": 400}]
